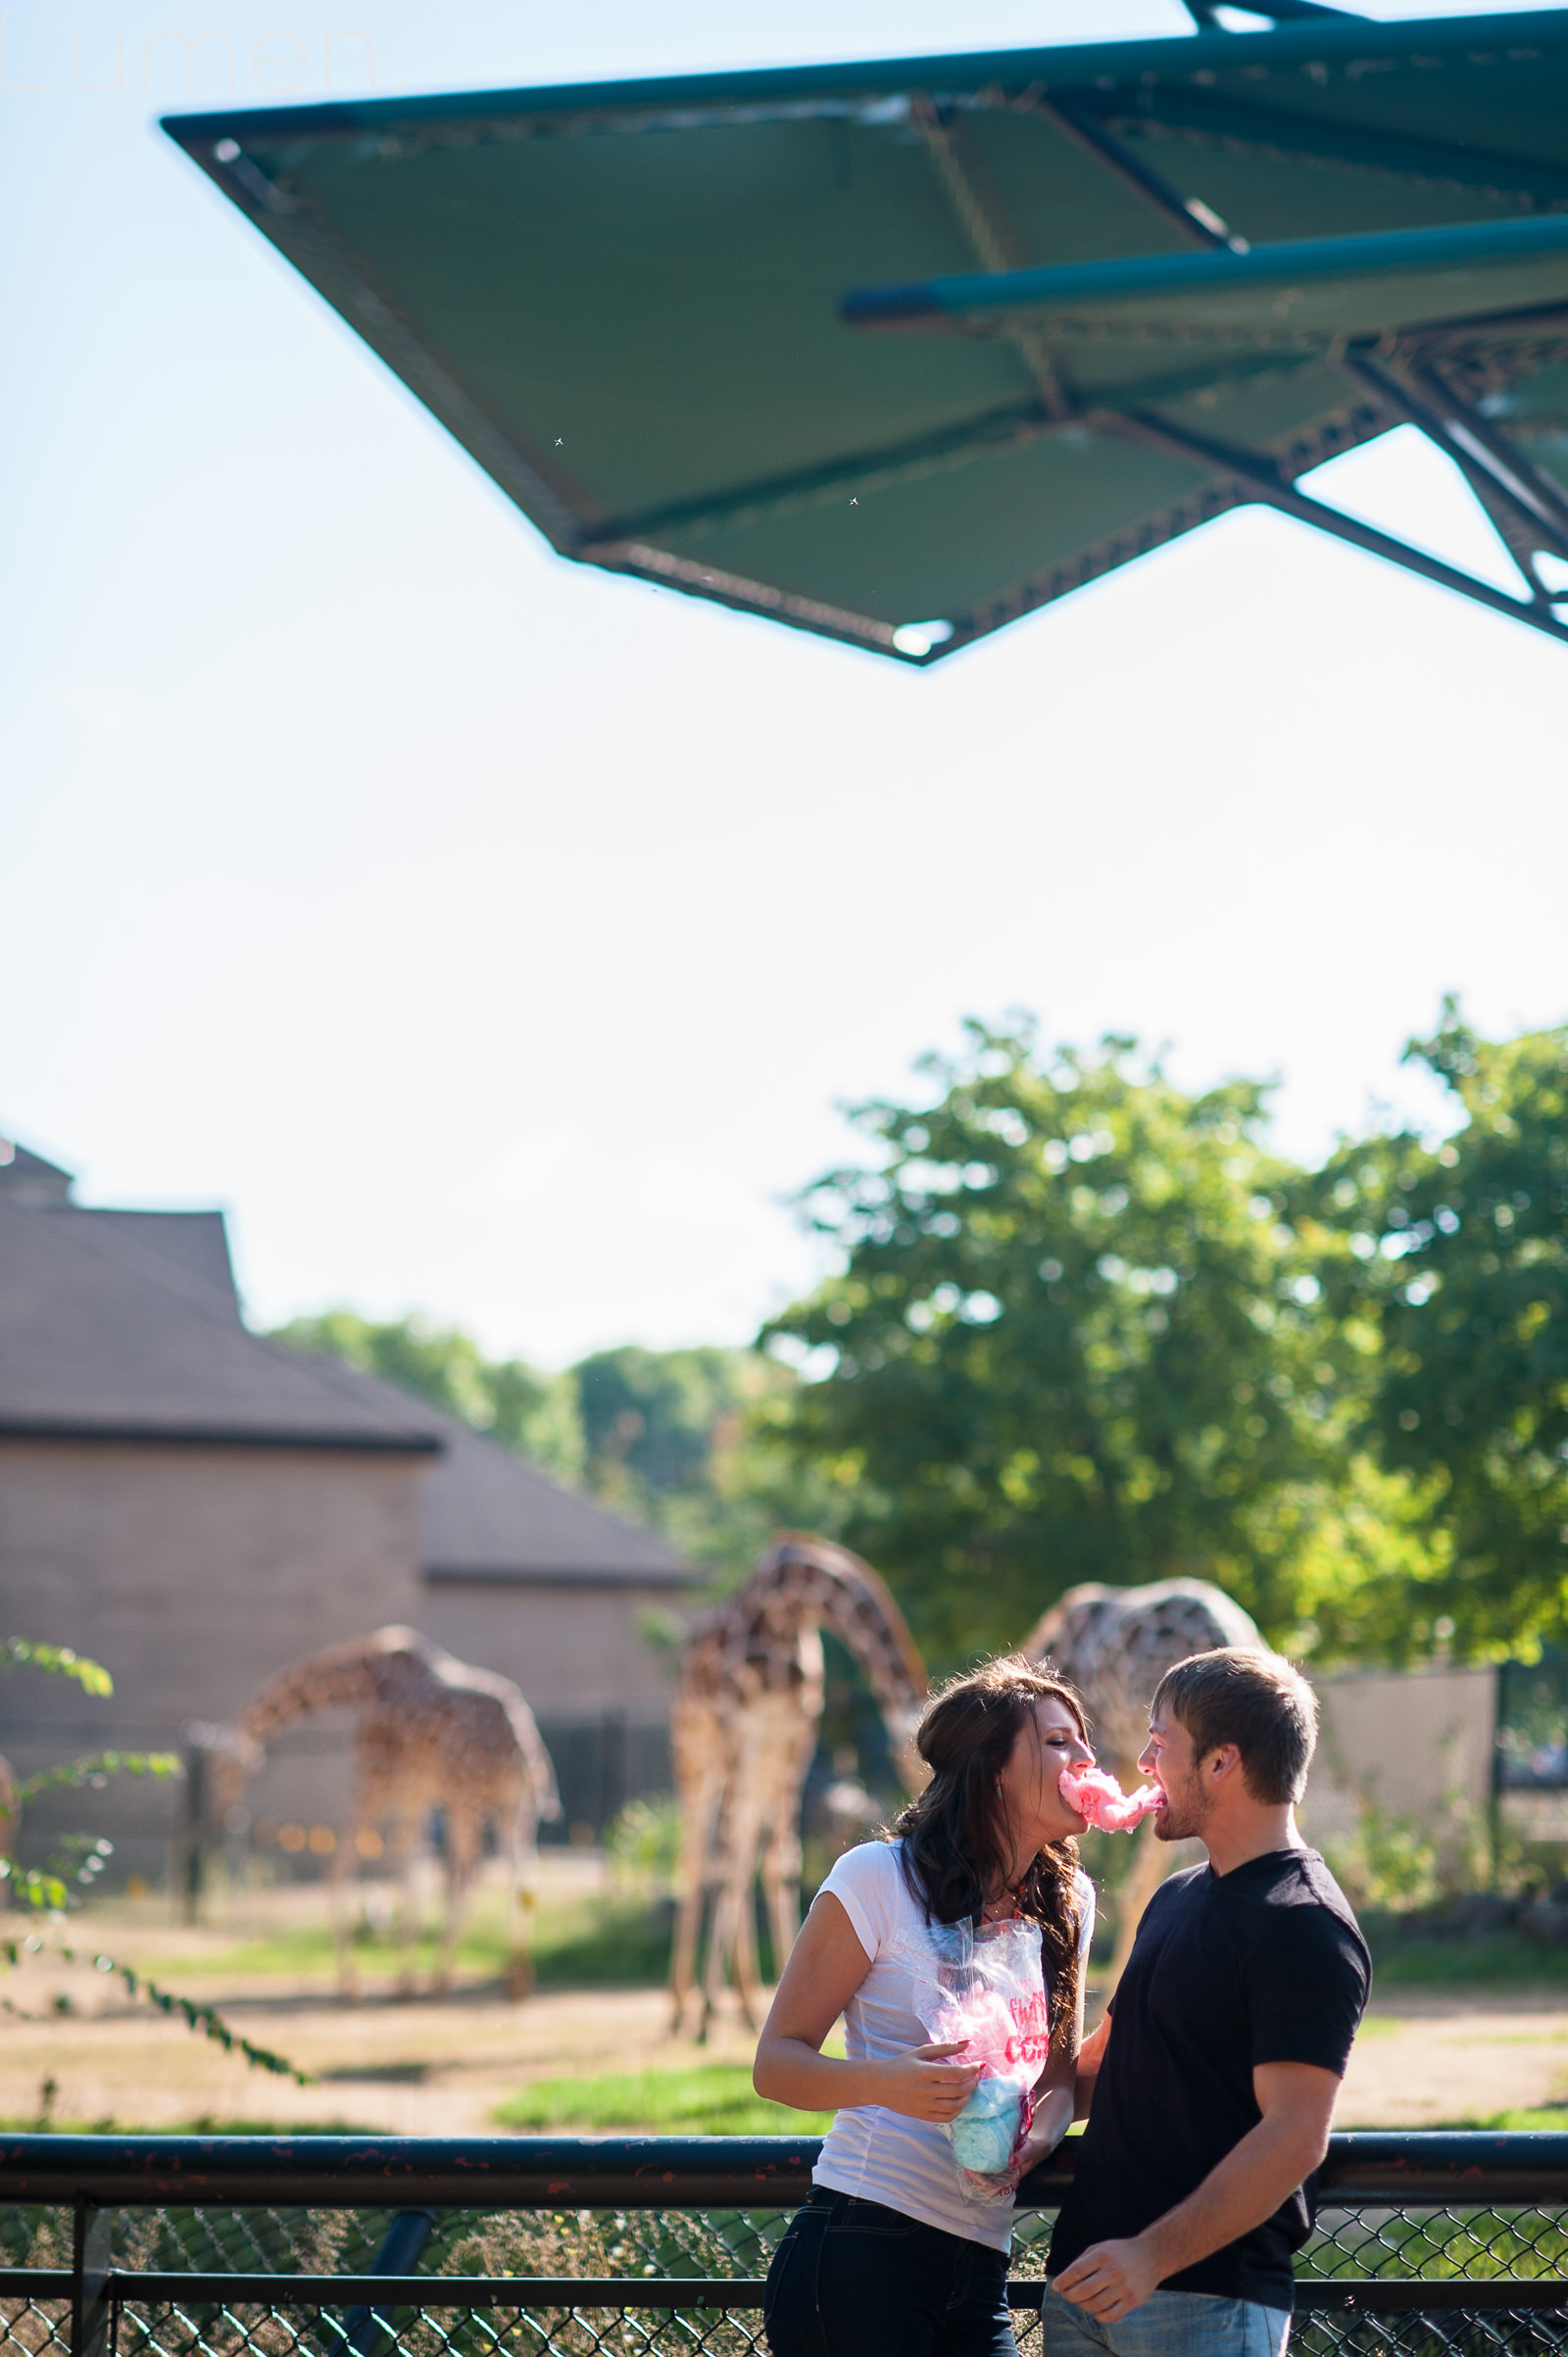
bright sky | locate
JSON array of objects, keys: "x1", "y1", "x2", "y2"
[{"x1": 5, "y1": 0, "x2": 1567, "y2": 1365}]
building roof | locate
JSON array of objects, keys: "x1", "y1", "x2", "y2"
[
  {"x1": 0, "y1": 1138, "x2": 696, "y2": 1582},
  {"x1": 0, "y1": 1142, "x2": 240, "y2": 1306},
  {"x1": 422, "y1": 1414, "x2": 692, "y2": 1588},
  {"x1": 0, "y1": 1198, "x2": 443, "y2": 1449},
  {"x1": 71, "y1": 1208, "x2": 238, "y2": 1302},
  {"x1": 0, "y1": 1140, "x2": 73, "y2": 1207}
]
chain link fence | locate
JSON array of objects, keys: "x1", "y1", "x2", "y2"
[{"x1": 3, "y1": 2136, "x2": 1567, "y2": 2357}]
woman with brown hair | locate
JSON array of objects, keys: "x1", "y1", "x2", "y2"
[{"x1": 754, "y1": 1655, "x2": 1097, "y2": 2357}]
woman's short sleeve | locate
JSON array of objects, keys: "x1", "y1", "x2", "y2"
[
  {"x1": 1074, "y1": 1869, "x2": 1097, "y2": 1961},
  {"x1": 817, "y1": 1841, "x2": 908, "y2": 1965}
]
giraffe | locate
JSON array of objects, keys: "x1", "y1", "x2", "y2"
[
  {"x1": 1024, "y1": 1578, "x2": 1267, "y2": 1997},
  {"x1": 669, "y1": 1535, "x2": 928, "y2": 2039},
  {"x1": 216, "y1": 1626, "x2": 561, "y2": 1999}
]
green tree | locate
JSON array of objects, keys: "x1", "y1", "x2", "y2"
[
  {"x1": 274, "y1": 1310, "x2": 584, "y2": 1485},
  {"x1": 575, "y1": 1344, "x2": 846, "y2": 1580},
  {"x1": 762, "y1": 1021, "x2": 1348, "y2": 1663},
  {"x1": 1308, "y1": 1005, "x2": 1568, "y2": 1659},
  {"x1": 276, "y1": 1314, "x2": 830, "y2": 1584}
]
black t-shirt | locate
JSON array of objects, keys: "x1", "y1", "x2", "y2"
[{"x1": 1049, "y1": 1846, "x2": 1370, "y2": 2310}]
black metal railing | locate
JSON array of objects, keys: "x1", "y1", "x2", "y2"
[{"x1": 2, "y1": 2134, "x2": 1567, "y2": 2356}]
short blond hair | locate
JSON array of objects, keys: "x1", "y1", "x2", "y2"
[{"x1": 1152, "y1": 1648, "x2": 1316, "y2": 1804}]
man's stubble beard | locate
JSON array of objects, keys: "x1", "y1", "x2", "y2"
[{"x1": 1152, "y1": 1772, "x2": 1211, "y2": 1843}]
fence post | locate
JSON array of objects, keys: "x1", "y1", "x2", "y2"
[
  {"x1": 71, "y1": 2197, "x2": 115, "y2": 2357},
  {"x1": 341, "y1": 2207, "x2": 439, "y2": 2356}
]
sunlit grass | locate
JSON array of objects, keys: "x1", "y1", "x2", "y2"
[
  {"x1": 494, "y1": 2063, "x2": 833, "y2": 2136},
  {"x1": 135, "y1": 1893, "x2": 673, "y2": 1989},
  {"x1": 1367, "y1": 1928, "x2": 1568, "y2": 1987}
]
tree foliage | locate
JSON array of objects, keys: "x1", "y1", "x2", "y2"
[
  {"x1": 1306, "y1": 1005, "x2": 1568, "y2": 1658},
  {"x1": 273, "y1": 1309, "x2": 584, "y2": 1484},
  {"x1": 271, "y1": 1006, "x2": 1568, "y2": 1672},
  {"x1": 275, "y1": 1315, "x2": 835, "y2": 1586},
  {"x1": 574, "y1": 1344, "x2": 845, "y2": 1578},
  {"x1": 762, "y1": 1022, "x2": 1352, "y2": 1661}
]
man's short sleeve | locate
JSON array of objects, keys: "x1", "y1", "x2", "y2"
[
  {"x1": 1247, "y1": 1904, "x2": 1370, "y2": 2076},
  {"x1": 817, "y1": 1841, "x2": 906, "y2": 1966}
]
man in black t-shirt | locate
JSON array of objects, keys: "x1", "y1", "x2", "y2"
[{"x1": 1045, "y1": 1647, "x2": 1370, "y2": 2357}]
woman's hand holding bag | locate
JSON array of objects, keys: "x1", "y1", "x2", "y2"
[{"x1": 871, "y1": 2039, "x2": 984, "y2": 2122}]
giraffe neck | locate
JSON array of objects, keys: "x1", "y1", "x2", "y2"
[
  {"x1": 235, "y1": 1652, "x2": 383, "y2": 1746},
  {"x1": 760, "y1": 1541, "x2": 927, "y2": 1745}
]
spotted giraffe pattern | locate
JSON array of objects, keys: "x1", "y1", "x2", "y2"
[
  {"x1": 670, "y1": 1536, "x2": 928, "y2": 2038},
  {"x1": 219, "y1": 1625, "x2": 560, "y2": 1999},
  {"x1": 1025, "y1": 1578, "x2": 1268, "y2": 1992}
]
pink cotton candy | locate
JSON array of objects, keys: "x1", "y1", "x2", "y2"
[
  {"x1": 929, "y1": 1984, "x2": 1019, "y2": 2074},
  {"x1": 1059, "y1": 1762, "x2": 1161, "y2": 1834}
]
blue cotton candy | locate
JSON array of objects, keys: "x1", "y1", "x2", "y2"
[{"x1": 950, "y1": 2077, "x2": 1020, "y2": 2175}]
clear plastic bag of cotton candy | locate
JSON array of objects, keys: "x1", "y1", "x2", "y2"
[{"x1": 909, "y1": 1916, "x2": 1050, "y2": 2204}]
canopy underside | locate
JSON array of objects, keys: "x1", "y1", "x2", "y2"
[{"x1": 165, "y1": 9, "x2": 1568, "y2": 659}]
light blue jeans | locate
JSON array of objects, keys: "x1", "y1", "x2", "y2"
[{"x1": 1041, "y1": 2283, "x2": 1290, "y2": 2355}]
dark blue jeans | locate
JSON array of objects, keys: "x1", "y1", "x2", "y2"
[{"x1": 763, "y1": 2186, "x2": 1018, "y2": 2357}]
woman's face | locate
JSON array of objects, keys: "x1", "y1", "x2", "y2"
[{"x1": 998, "y1": 1695, "x2": 1096, "y2": 1863}]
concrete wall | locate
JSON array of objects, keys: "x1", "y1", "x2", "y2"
[
  {"x1": 0, "y1": 1441, "x2": 682, "y2": 1885},
  {"x1": 0, "y1": 1438, "x2": 427, "y2": 1882},
  {"x1": 0, "y1": 1438, "x2": 427, "y2": 1732},
  {"x1": 418, "y1": 1578, "x2": 677, "y2": 1717},
  {"x1": 1300, "y1": 1664, "x2": 1496, "y2": 1842}
]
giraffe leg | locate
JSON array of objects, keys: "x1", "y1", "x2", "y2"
[
  {"x1": 669, "y1": 1704, "x2": 727, "y2": 2039},
  {"x1": 733, "y1": 1856, "x2": 762, "y2": 2022},
  {"x1": 506, "y1": 1798, "x2": 539, "y2": 2002},
  {"x1": 432, "y1": 1808, "x2": 480, "y2": 1996},
  {"x1": 328, "y1": 1817, "x2": 359, "y2": 2002},
  {"x1": 760, "y1": 1713, "x2": 818, "y2": 1987},
  {"x1": 388, "y1": 1804, "x2": 422, "y2": 1997},
  {"x1": 705, "y1": 1788, "x2": 768, "y2": 2037},
  {"x1": 762, "y1": 1822, "x2": 803, "y2": 1989}
]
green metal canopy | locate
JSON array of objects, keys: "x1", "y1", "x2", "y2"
[{"x1": 165, "y1": 7, "x2": 1568, "y2": 663}]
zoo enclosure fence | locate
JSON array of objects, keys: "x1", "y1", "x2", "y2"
[{"x1": 2, "y1": 2133, "x2": 1568, "y2": 2357}]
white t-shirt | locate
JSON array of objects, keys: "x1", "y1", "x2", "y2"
[{"x1": 811, "y1": 1839, "x2": 1096, "y2": 2251}]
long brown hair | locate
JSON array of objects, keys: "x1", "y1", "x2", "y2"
[{"x1": 892, "y1": 1653, "x2": 1087, "y2": 2042}]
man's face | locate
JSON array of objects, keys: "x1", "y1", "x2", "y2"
[{"x1": 1138, "y1": 1708, "x2": 1209, "y2": 1843}]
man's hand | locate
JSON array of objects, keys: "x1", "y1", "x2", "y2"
[
  {"x1": 1053, "y1": 2235, "x2": 1161, "y2": 2322},
  {"x1": 871, "y1": 2040, "x2": 981, "y2": 2122},
  {"x1": 1051, "y1": 2062, "x2": 1341, "y2": 2318}
]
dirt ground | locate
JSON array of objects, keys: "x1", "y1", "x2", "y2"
[{"x1": 4, "y1": 1865, "x2": 1566, "y2": 2134}]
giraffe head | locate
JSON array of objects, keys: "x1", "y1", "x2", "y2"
[{"x1": 190, "y1": 1722, "x2": 266, "y2": 1822}]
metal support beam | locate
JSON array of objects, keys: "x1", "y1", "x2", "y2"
[
  {"x1": 1339, "y1": 349, "x2": 1568, "y2": 600},
  {"x1": 1347, "y1": 348, "x2": 1568, "y2": 560},
  {"x1": 343, "y1": 2207, "x2": 439, "y2": 2357},
  {"x1": 909, "y1": 98, "x2": 1071, "y2": 418},
  {"x1": 577, "y1": 400, "x2": 1067, "y2": 552},
  {"x1": 842, "y1": 213, "x2": 1568, "y2": 329},
  {"x1": 1094, "y1": 406, "x2": 1568, "y2": 646},
  {"x1": 1034, "y1": 93, "x2": 1243, "y2": 252},
  {"x1": 72, "y1": 2200, "x2": 115, "y2": 2357}
]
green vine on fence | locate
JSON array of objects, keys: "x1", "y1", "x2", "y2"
[
  {"x1": 14, "y1": 1751, "x2": 181, "y2": 1803},
  {"x1": 0, "y1": 1937, "x2": 310, "y2": 2084},
  {"x1": 2, "y1": 1635, "x2": 310, "y2": 2088},
  {"x1": 0, "y1": 1640, "x2": 114, "y2": 1697}
]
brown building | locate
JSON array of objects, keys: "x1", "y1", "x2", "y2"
[{"x1": 0, "y1": 1142, "x2": 693, "y2": 1879}]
